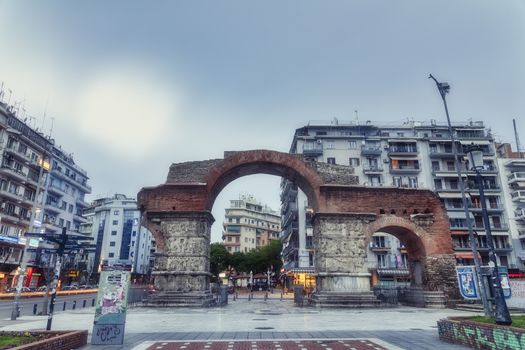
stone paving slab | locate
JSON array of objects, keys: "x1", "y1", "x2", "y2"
[{"x1": 137, "y1": 339, "x2": 397, "y2": 350}]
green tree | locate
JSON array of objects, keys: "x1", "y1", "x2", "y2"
[{"x1": 209, "y1": 243, "x2": 230, "y2": 280}]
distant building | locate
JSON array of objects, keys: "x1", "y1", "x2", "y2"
[
  {"x1": 497, "y1": 143, "x2": 525, "y2": 270},
  {"x1": 0, "y1": 102, "x2": 53, "y2": 289},
  {"x1": 222, "y1": 195, "x2": 280, "y2": 253},
  {"x1": 0, "y1": 99, "x2": 94, "y2": 288},
  {"x1": 282, "y1": 119, "x2": 514, "y2": 287},
  {"x1": 80, "y1": 194, "x2": 155, "y2": 281}
]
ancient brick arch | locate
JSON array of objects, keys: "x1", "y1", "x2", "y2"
[{"x1": 138, "y1": 150, "x2": 456, "y2": 307}]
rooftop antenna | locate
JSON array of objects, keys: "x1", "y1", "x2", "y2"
[
  {"x1": 41, "y1": 96, "x2": 49, "y2": 132},
  {"x1": 514, "y1": 118, "x2": 524, "y2": 158},
  {"x1": 49, "y1": 117, "x2": 55, "y2": 138},
  {"x1": 354, "y1": 110, "x2": 359, "y2": 124}
]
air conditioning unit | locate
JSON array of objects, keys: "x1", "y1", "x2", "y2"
[{"x1": 316, "y1": 139, "x2": 323, "y2": 144}]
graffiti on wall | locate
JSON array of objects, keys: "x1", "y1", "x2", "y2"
[{"x1": 438, "y1": 319, "x2": 525, "y2": 350}]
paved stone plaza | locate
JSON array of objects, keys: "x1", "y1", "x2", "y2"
[{"x1": 0, "y1": 296, "x2": 476, "y2": 349}]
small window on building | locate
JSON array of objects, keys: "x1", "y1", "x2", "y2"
[
  {"x1": 348, "y1": 141, "x2": 357, "y2": 149},
  {"x1": 349, "y1": 158, "x2": 360, "y2": 167},
  {"x1": 108, "y1": 253, "x2": 114, "y2": 258},
  {"x1": 111, "y1": 230, "x2": 117, "y2": 236},
  {"x1": 110, "y1": 241, "x2": 116, "y2": 247},
  {"x1": 113, "y1": 220, "x2": 118, "y2": 225},
  {"x1": 327, "y1": 157, "x2": 336, "y2": 165}
]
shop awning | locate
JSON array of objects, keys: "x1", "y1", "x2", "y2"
[
  {"x1": 459, "y1": 140, "x2": 490, "y2": 145},
  {"x1": 438, "y1": 192, "x2": 469, "y2": 198},
  {"x1": 377, "y1": 268, "x2": 410, "y2": 276},
  {"x1": 389, "y1": 156, "x2": 419, "y2": 160},
  {"x1": 455, "y1": 252, "x2": 480, "y2": 260},
  {"x1": 286, "y1": 267, "x2": 315, "y2": 274}
]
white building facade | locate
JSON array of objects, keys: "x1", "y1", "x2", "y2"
[
  {"x1": 80, "y1": 194, "x2": 155, "y2": 278},
  {"x1": 222, "y1": 195, "x2": 281, "y2": 253},
  {"x1": 282, "y1": 120, "x2": 515, "y2": 286}
]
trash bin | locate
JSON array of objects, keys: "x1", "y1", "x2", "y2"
[
  {"x1": 293, "y1": 285, "x2": 304, "y2": 306},
  {"x1": 219, "y1": 285, "x2": 229, "y2": 306}
]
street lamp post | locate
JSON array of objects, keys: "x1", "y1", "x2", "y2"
[
  {"x1": 428, "y1": 74, "x2": 492, "y2": 316},
  {"x1": 466, "y1": 145, "x2": 512, "y2": 325}
]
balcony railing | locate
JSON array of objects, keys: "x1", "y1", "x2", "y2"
[
  {"x1": 511, "y1": 191, "x2": 525, "y2": 201},
  {"x1": 363, "y1": 165, "x2": 383, "y2": 173},
  {"x1": 361, "y1": 146, "x2": 382, "y2": 156},
  {"x1": 509, "y1": 172, "x2": 525, "y2": 183},
  {"x1": 388, "y1": 146, "x2": 418, "y2": 154}
]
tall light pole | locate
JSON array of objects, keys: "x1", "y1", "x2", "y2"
[
  {"x1": 466, "y1": 145, "x2": 512, "y2": 325},
  {"x1": 429, "y1": 74, "x2": 491, "y2": 316}
]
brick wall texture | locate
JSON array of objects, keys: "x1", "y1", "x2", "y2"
[{"x1": 0, "y1": 330, "x2": 87, "y2": 350}]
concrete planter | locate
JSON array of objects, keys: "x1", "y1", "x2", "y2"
[
  {"x1": 438, "y1": 317, "x2": 525, "y2": 349},
  {"x1": 0, "y1": 330, "x2": 87, "y2": 350}
]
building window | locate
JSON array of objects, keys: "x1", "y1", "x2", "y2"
[
  {"x1": 113, "y1": 220, "x2": 118, "y2": 225},
  {"x1": 68, "y1": 204, "x2": 74, "y2": 213},
  {"x1": 377, "y1": 254, "x2": 387, "y2": 268},
  {"x1": 114, "y1": 210, "x2": 119, "y2": 215},
  {"x1": 111, "y1": 230, "x2": 117, "y2": 235},
  {"x1": 431, "y1": 161, "x2": 440, "y2": 171},
  {"x1": 108, "y1": 253, "x2": 114, "y2": 258},
  {"x1": 349, "y1": 158, "x2": 360, "y2": 167},
  {"x1": 408, "y1": 177, "x2": 418, "y2": 188},
  {"x1": 326, "y1": 142, "x2": 334, "y2": 149},
  {"x1": 348, "y1": 141, "x2": 357, "y2": 149},
  {"x1": 393, "y1": 176, "x2": 403, "y2": 187},
  {"x1": 327, "y1": 157, "x2": 336, "y2": 165},
  {"x1": 434, "y1": 179, "x2": 442, "y2": 190},
  {"x1": 110, "y1": 241, "x2": 116, "y2": 247}
]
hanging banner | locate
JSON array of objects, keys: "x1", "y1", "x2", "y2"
[
  {"x1": 456, "y1": 266, "x2": 480, "y2": 300},
  {"x1": 91, "y1": 265, "x2": 131, "y2": 345}
]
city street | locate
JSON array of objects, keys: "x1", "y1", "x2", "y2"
[
  {"x1": 0, "y1": 291, "x2": 98, "y2": 322},
  {"x1": 0, "y1": 295, "x2": 475, "y2": 349}
]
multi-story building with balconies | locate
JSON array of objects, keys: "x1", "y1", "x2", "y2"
[
  {"x1": 0, "y1": 102, "x2": 54, "y2": 289},
  {"x1": 222, "y1": 195, "x2": 280, "y2": 253},
  {"x1": 0, "y1": 99, "x2": 93, "y2": 288},
  {"x1": 281, "y1": 119, "x2": 515, "y2": 286},
  {"x1": 496, "y1": 143, "x2": 525, "y2": 270},
  {"x1": 80, "y1": 194, "x2": 155, "y2": 282}
]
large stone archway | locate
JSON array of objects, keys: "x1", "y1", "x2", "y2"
[{"x1": 138, "y1": 150, "x2": 456, "y2": 307}]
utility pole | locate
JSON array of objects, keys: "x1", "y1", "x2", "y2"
[{"x1": 429, "y1": 74, "x2": 492, "y2": 316}]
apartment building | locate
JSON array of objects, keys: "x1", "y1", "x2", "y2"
[
  {"x1": 0, "y1": 102, "x2": 53, "y2": 289},
  {"x1": 80, "y1": 194, "x2": 155, "y2": 280},
  {"x1": 281, "y1": 119, "x2": 514, "y2": 286},
  {"x1": 497, "y1": 143, "x2": 525, "y2": 270},
  {"x1": 222, "y1": 195, "x2": 280, "y2": 253}
]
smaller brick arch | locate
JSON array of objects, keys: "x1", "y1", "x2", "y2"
[{"x1": 364, "y1": 215, "x2": 427, "y2": 260}]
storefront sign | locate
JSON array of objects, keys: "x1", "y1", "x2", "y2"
[
  {"x1": 456, "y1": 266, "x2": 480, "y2": 300},
  {"x1": 91, "y1": 266, "x2": 131, "y2": 345}
]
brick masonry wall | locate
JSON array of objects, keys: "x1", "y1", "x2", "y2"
[
  {"x1": 0, "y1": 330, "x2": 87, "y2": 350},
  {"x1": 438, "y1": 318, "x2": 525, "y2": 349}
]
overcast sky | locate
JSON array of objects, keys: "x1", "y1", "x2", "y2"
[{"x1": 0, "y1": 1, "x2": 523, "y2": 242}]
